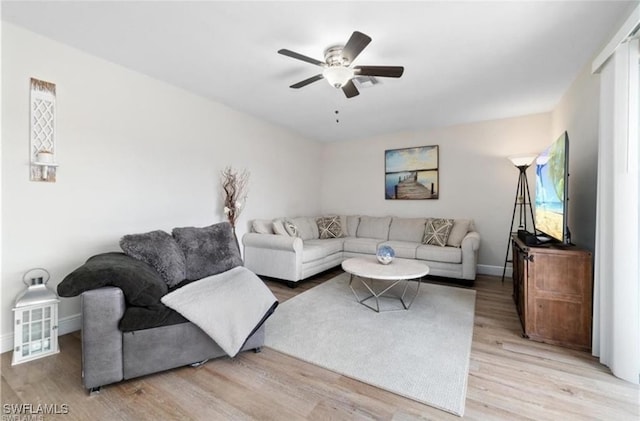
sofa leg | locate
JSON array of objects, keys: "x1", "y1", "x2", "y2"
[
  {"x1": 88, "y1": 387, "x2": 101, "y2": 396},
  {"x1": 190, "y1": 359, "x2": 209, "y2": 367},
  {"x1": 286, "y1": 281, "x2": 298, "y2": 289},
  {"x1": 253, "y1": 347, "x2": 262, "y2": 354}
]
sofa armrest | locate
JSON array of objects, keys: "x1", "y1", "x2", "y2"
[
  {"x1": 460, "y1": 231, "x2": 480, "y2": 280},
  {"x1": 242, "y1": 233, "x2": 303, "y2": 252},
  {"x1": 81, "y1": 287, "x2": 125, "y2": 389},
  {"x1": 242, "y1": 233, "x2": 304, "y2": 281},
  {"x1": 461, "y1": 231, "x2": 480, "y2": 252}
]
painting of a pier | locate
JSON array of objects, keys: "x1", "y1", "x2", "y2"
[{"x1": 385, "y1": 145, "x2": 439, "y2": 200}]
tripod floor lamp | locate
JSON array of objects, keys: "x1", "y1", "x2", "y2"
[{"x1": 501, "y1": 154, "x2": 538, "y2": 282}]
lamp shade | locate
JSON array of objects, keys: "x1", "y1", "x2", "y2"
[
  {"x1": 323, "y1": 66, "x2": 354, "y2": 88},
  {"x1": 508, "y1": 154, "x2": 538, "y2": 167}
]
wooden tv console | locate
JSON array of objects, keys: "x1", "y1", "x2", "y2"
[{"x1": 511, "y1": 235, "x2": 593, "y2": 351}]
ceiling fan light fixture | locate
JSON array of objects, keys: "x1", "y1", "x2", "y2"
[
  {"x1": 279, "y1": 31, "x2": 402, "y2": 98},
  {"x1": 323, "y1": 66, "x2": 354, "y2": 88}
]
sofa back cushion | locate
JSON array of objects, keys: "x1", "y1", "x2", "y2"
[
  {"x1": 120, "y1": 230, "x2": 186, "y2": 287},
  {"x1": 447, "y1": 219, "x2": 473, "y2": 247},
  {"x1": 291, "y1": 217, "x2": 319, "y2": 240},
  {"x1": 172, "y1": 221, "x2": 243, "y2": 281},
  {"x1": 345, "y1": 215, "x2": 360, "y2": 237},
  {"x1": 356, "y1": 216, "x2": 392, "y2": 240},
  {"x1": 388, "y1": 218, "x2": 427, "y2": 243},
  {"x1": 339, "y1": 215, "x2": 360, "y2": 237},
  {"x1": 57, "y1": 252, "x2": 168, "y2": 307}
]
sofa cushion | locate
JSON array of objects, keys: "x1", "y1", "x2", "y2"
[
  {"x1": 302, "y1": 238, "x2": 344, "y2": 263},
  {"x1": 272, "y1": 219, "x2": 288, "y2": 236},
  {"x1": 447, "y1": 219, "x2": 472, "y2": 247},
  {"x1": 422, "y1": 218, "x2": 454, "y2": 247},
  {"x1": 379, "y1": 241, "x2": 421, "y2": 259},
  {"x1": 252, "y1": 219, "x2": 274, "y2": 234},
  {"x1": 291, "y1": 217, "x2": 319, "y2": 240},
  {"x1": 120, "y1": 230, "x2": 186, "y2": 287},
  {"x1": 316, "y1": 216, "x2": 344, "y2": 239},
  {"x1": 416, "y1": 244, "x2": 462, "y2": 264},
  {"x1": 343, "y1": 237, "x2": 385, "y2": 254},
  {"x1": 119, "y1": 304, "x2": 188, "y2": 332},
  {"x1": 346, "y1": 215, "x2": 360, "y2": 237},
  {"x1": 172, "y1": 221, "x2": 243, "y2": 281},
  {"x1": 57, "y1": 252, "x2": 168, "y2": 307},
  {"x1": 356, "y1": 216, "x2": 392, "y2": 240},
  {"x1": 388, "y1": 218, "x2": 427, "y2": 243}
]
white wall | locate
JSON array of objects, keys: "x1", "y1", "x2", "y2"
[
  {"x1": 551, "y1": 63, "x2": 600, "y2": 252},
  {"x1": 1, "y1": 23, "x2": 322, "y2": 348},
  {"x1": 320, "y1": 114, "x2": 552, "y2": 272}
]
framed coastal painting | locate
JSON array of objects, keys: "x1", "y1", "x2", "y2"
[{"x1": 385, "y1": 145, "x2": 439, "y2": 200}]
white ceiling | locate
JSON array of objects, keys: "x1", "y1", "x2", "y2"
[{"x1": 2, "y1": 1, "x2": 634, "y2": 142}]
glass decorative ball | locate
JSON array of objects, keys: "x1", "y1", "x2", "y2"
[{"x1": 376, "y1": 245, "x2": 395, "y2": 265}]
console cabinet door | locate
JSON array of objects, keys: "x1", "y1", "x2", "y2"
[
  {"x1": 526, "y1": 248, "x2": 593, "y2": 351},
  {"x1": 511, "y1": 236, "x2": 593, "y2": 351}
]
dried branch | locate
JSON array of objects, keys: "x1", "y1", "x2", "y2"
[{"x1": 220, "y1": 167, "x2": 250, "y2": 228}]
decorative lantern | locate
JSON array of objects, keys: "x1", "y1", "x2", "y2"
[{"x1": 12, "y1": 268, "x2": 59, "y2": 365}]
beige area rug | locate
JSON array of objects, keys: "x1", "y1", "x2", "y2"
[{"x1": 264, "y1": 273, "x2": 476, "y2": 416}]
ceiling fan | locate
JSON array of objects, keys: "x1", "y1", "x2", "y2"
[{"x1": 278, "y1": 31, "x2": 404, "y2": 98}]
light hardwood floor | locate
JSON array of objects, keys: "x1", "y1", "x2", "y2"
[{"x1": 1, "y1": 269, "x2": 638, "y2": 420}]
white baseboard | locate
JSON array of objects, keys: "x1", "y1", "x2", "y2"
[
  {"x1": 0, "y1": 265, "x2": 510, "y2": 353},
  {"x1": 1, "y1": 266, "x2": 508, "y2": 352},
  {"x1": 58, "y1": 313, "x2": 82, "y2": 335},
  {"x1": 477, "y1": 264, "x2": 512, "y2": 279},
  {"x1": 1, "y1": 313, "x2": 81, "y2": 354}
]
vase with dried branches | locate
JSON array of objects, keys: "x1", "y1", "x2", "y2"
[{"x1": 220, "y1": 167, "x2": 250, "y2": 232}]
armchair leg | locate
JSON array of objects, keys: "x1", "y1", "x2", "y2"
[
  {"x1": 254, "y1": 347, "x2": 262, "y2": 353},
  {"x1": 286, "y1": 281, "x2": 298, "y2": 289},
  {"x1": 88, "y1": 387, "x2": 101, "y2": 396}
]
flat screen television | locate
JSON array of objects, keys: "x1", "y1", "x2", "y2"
[{"x1": 534, "y1": 131, "x2": 570, "y2": 244}]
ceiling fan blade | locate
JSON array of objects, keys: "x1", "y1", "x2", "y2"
[
  {"x1": 278, "y1": 49, "x2": 325, "y2": 67},
  {"x1": 342, "y1": 31, "x2": 372, "y2": 64},
  {"x1": 342, "y1": 80, "x2": 360, "y2": 98},
  {"x1": 354, "y1": 66, "x2": 404, "y2": 78},
  {"x1": 290, "y1": 74, "x2": 324, "y2": 89}
]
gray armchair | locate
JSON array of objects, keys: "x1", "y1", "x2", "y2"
[{"x1": 81, "y1": 286, "x2": 264, "y2": 392}]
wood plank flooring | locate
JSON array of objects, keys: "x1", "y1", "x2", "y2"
[{"x1": 1, "y1": 269, "x2": 638, "y2": 420}]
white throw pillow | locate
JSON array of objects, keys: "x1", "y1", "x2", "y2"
[
  {"x1": 272, "y1": 219, "x2": 289, "y2": 236},
  {"x1": 283, "y1": 219, "x2": 300, "y2": 237},
  {"x1": 252, "y1": 219, "x2": 274, "y2": 234},
  {"x1": 447, "y1": 219, "x2": 472, "y2": 247}
]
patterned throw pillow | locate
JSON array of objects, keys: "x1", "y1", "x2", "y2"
[
  {"x1": 283, "y1": 219, "x2": 299, "y2": 237},
  {"x1": 422, "y1": 218, "x2": 454, "y2": 247},
  {"x1": 316, "y1": 216, "x2": 344, "y2": 239}
]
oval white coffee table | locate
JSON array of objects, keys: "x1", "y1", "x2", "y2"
[{"x1": 341, "y1": 256, "x2": 430, "y2": 312}]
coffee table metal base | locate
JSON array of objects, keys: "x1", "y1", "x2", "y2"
[{"x1": 348, "y1": 274, "x2": 422, "y2": 312}]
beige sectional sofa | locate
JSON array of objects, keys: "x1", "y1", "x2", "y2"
[{"x1": 242, "y1": 215, "x2": 480, "y2": 286}]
